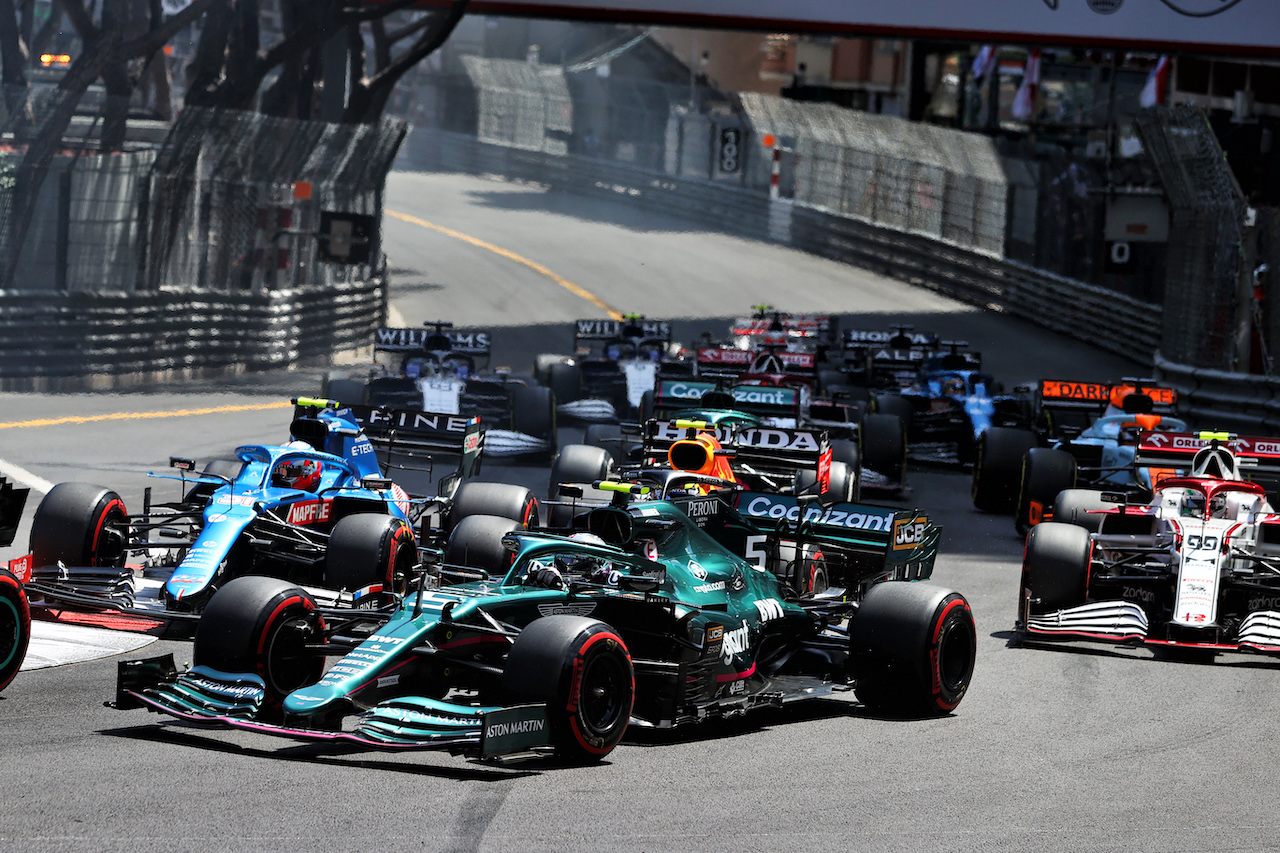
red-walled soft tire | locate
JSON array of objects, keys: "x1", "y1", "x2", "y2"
[
  {"x1": 504, "y1": 616, "x2": 634, "y2": 763},
  {"x1": 325, "y1": 513, "x2": 416, "y2": 595},
  {"x1": 29, "y1": 483, "x2": 128, "y2": 568},
  {"x1": 194, "y1": 577, "x2": 325, "y2": 713},
  {"x1": 850, "y1": 582, "x2": 976, "y2": 716},
  {"x1": 0, "y1": 569, "x2": 30, "y2": 692}
]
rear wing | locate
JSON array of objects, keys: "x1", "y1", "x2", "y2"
[
  {"x1": 730, "y1": 314, "x2": 831, "y2": 338},
  {"x1": 643, "y1": 420, "x2": 830, "y2": 482},
  {"x1": 1136, "y1": 431, "x2": 1280, "y2": 480},
  {"x1": 573, "y1": 318, "x2": 671, "y2": 343},
  {"x1": 728, "y1": 491, "x2": 938, "y2": 589},
  {"x1": 695, "y1": 347, "x2": 815, "y2": 375},
  {"x1": 1040, "y1": 379, "x2": 1177, "y2": 417},
  {"x1": 842, "y1": 329, "x2": 938, "y2": 349},
  {"x1": 372, "y1": 327, "x2": 492, "y2": 356},
  {"x1": 342, "y1": 405, "x2": 483, "y2": 480},
  {"x1": 649, "y1": 379, "x2": 801, "y2": 421}
]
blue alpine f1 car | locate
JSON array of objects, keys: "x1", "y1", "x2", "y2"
[{"x1": 19, "y1": 397, "x2": 534, "y2": 620}]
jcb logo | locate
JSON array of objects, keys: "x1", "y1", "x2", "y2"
[{"x1": 893, "y1": 518, "x2": 928, "y2": 550}]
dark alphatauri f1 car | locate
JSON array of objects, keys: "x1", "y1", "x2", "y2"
[
  {"x1": 1018, "y1": 433, "x2": 1280, "y2": 657},
  {"x1": 534, "y1": 315, "x2": 694, "y2": 423},
  {"x1": 18, "y1": 399, "x2": 536, "y2": 622},
  {"x1": 324, "y1": 322, "x2": 557, "y2": 459},
  {"x1": 1, "y1": 476, "x2": 32, "y2": 692},
  {"x1": 112, "y1": 486, "x2": 974, "y2": 764}
]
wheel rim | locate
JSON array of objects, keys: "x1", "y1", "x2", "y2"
[
  {"x1": 936, "y1": 617, "x2": 974, "y2": 694},
  {"x1": 577, "y1": 651, "x2": 628, "y2": 737},
  {"x1": 0, "y1": 595, "x2": 21, "y2": 672},
  {"x1": 264, "y1": 615, "x2": 319, "y2": 696}
]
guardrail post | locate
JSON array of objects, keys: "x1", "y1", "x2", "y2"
[{"x1": 56, "y1": 169, "x2": 71, "y2": 291}]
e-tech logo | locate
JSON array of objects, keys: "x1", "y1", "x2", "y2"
[
  {"x1": 893, "y1": 517, "x2": 929, "y2": 550},
  {"x1": 742, "y1": 495, "x2": 893, "y2": 531}
]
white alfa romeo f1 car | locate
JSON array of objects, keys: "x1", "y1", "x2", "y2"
[{"x1": 1017, "y1": 431, "x2": 1280, "y2": 656}]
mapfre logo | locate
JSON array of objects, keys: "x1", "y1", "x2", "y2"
[
  {"x1": 287, "y1": 499, "x2": 333, "y2": 525},
  {"x1": 893, "y1": 517, "x2": 928, "y2": 550}
]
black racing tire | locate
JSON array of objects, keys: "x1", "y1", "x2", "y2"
[
  {"x1": 511, "y1": 384, "x2": 555, "y2": 440},
  {"x1": 817, "y1": 369, "x2": 850, "y2": 395},
  {"x1": 584, "y1": 424, "x2": 627, "y2": 466},
  {"x1": 860, "y1": 413, "x2": 907, "y2": 484},
  {"x1": 639, "y1": 389, "x2": 655, "y2": 425},
  {"x1": 29, "y1": 482, "x2": 129, "y2": 569},
  {"x1": 503, "y1": 616, "x2": 634, "y2": 763},
  {"x1": 443, "y1": 514, "x2": 521, "y2": 575},
  {"x1": 850, "y1": 582, "x2": 976, "y2": 716},
  {"x1": 873, "y1": 394, "x2": 914, "y2": 432},
  {"x1": 0, "y1": 569, "x2": 30, "y2": 693},
  {"x1": 1021, "y1": 522, "x2": 1091, "y2": 615},
  {"x1": 549, "y1": 444, "x2": 613, "y2": 500},
  {"x1": 325, "y1": 513, "x2": 417, "y2": 595},
  {"x1": 533, "y1": 353, "x2": 572, "y2": 384},
  {"x1": 193, "y1": 576, "x2": 326, "y2": 713},
  {"x1": 548, "y1": 362, "x2": 581, "y2": 406},
  {"x1": 1052, "y1": 489, "x2": 1113, "y2": 534},
  {"x1": 325, "y1": 378, "x2": 368, "y2": 407},
  {"x1": 831, "y1": 439, "x2": 862, "y2": 502},
  {"x1": 1017, "y1": 448, "x2": 1077, "y2": 534},
  {"x1": 797, "y1": 461, "x2": 857, "y2": 504},
  {"x1": 448, "y1": 481, "x2": 538, "y2": 531},
  {"x1": 971, "y1": 427, "x2": 1037, "y2": 512}
]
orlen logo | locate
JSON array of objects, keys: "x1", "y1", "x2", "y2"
[
  {"x1": 1247, "y1": 440, "x2": 1280, "y2": 456},
  {"x1": 893, "y1": 517, "x2": 928, "y2": 550},
  {"x1": 287, "y1": 499, "x2": 333, "y2": 525}
]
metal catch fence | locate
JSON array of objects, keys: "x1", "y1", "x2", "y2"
[
  {"x1": 1135, "y1": 104, "x2": 1247, "y2": 371},
  {"x1": 143, "y1": 107, "x2": 407, "y2": 292}
]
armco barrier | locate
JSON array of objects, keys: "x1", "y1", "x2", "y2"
[
  {"x1": 1154, "y1": 352, "x2": 1280, "y2": 434},
  {"x1": 0, "y1": 277, "x2": 385, "y2": 391}
]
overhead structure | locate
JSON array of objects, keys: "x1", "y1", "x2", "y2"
[{"x1": 398, "y1": 0, "x2": 1279, "y2": 57}]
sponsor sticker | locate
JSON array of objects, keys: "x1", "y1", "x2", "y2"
[
  {"x1": 480, "y1": 705, "x2": 551, "y2": 757},
  {"x1": 7, "y1": 554, "x2": 32, "y2": 583},
  {"x1": 740, "y1": 494, "x2": 893, "y2": 531},
  {"x1": 893, "y1": 517, "x2": 929, "y2": 550},
  {"x1": 287, "y1": 499, "x2": 334, "y2": 526}
]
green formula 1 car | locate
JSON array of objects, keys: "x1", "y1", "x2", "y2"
[{"x1": 112, "y1": 493, "x2": 975, "y2": 764}]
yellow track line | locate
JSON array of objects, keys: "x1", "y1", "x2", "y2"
[
  {"x1": 0, "y1": 401, "x2": 292, "y2": 430},
  {"x1": 386, "y1": 209, "x2": 622, "y2": 320}
]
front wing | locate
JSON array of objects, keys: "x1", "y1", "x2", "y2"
[{"x1": 113, "y1": 656, "x2": 552, "y2": 758}]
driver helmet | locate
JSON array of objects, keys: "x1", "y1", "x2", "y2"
[
  {"x1": 1179, "y1": 489, "x2": 1205, "y2": 519},
  {"x1": 941, "y1": 376, "x2": 965, "y2": 396},
  {"x1": 273, "y1": 457, "x2": 321, "y2": 491}
]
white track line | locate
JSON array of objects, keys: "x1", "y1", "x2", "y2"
[{"x1": 0, "y1": 458, "x2": 53, "y2": 496}]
